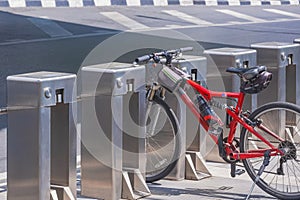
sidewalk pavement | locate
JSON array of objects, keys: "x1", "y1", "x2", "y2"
[
  {"x1": 141, "y1": 162, "x2": 276, "y2": 200},
  {"x1": 0, "y1": 160, "x2": 276, "y2": 200},
  {"x1": 76, "y1": 162, "x2": 276, "y2": 200}
]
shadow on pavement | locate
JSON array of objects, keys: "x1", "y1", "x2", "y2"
[
  {"x1": 0, "y1": 185, "x2": 7, "y2": 193},
  {"x1": 147, "y1": 185, "x2": 275, "y2": 200}
]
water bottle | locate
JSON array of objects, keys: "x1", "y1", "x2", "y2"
[{"x1": 196, "y1": 95, "x2": 223, "y2": 136}]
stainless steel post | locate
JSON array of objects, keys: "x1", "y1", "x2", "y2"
[
  {"x1": 250, "y1": 42, "x2": 300, "y2": 140},
  {"x1": 146, "y1": 56, "x2": 209, "y2": 180},
  {"x1": 172, "y1": 56, "x2": 207, "y2": 153},
  {"x1": 204, "y1": 47, "x2": 257, "y2": 110},
  {"x1": 204, "y1": 48, "x2": 257, "y2": 162},
  {"x1": 80, "y1": 62, "x2": 149, "y2": 200},
  {"x1": 7, "y1": 71, "x2": 77, "y2": 200},
  {"x1": 251, "y1": 42, "x2": 300, "y2": 107},
  {"x1": 294, "y1": 39, "x2": 300, "y2": 107},
  {"x1": 172, "y1": 56, "x2": 211, "y2": 180}
]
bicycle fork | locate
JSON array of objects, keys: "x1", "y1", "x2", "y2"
[{"x1": 145, "y1": 85, "x2": 166, "y2": 136}]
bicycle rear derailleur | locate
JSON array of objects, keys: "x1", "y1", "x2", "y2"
[{"x1": 277, "y1": 140, "x2": 297, "y2": 175}]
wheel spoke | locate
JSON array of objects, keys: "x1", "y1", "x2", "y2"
[
  {"x1": 145, "y1": 97, "x2": 180, "y2": 182},
  {"x1": 268, "y1": 157, "x2": 279, "y2": 187},
  {"x1": 288, "y1": 160, "x2": 300, "y2": 193},
  {"x1": 286, "y1": 160, "x2": 291, "y2": 193},
  {"x1": 291, "y1": 160, "x2": 300, "y2": 192},
  {"x1": 241, "y1": 103, "x2": 300, "y2": 198}
]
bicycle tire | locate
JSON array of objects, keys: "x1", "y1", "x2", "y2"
[
  {"x1": 145, "y1": 95, "x2": 181, "y2": 183},
  {"x1": 240, "y1": 102, "x2": 300, "y2": 199}
]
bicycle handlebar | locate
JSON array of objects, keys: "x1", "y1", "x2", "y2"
[
  {"x1": 135, "y1": 55, "x2": 152, "y2": 63},
  {"x1": 134, "y1": 47, "x2": 193, "y2": 64},
  {"x1": 178, "y1": 46, "x2": 193, "y2": 52}
]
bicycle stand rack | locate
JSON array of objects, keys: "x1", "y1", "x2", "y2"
[
  {"x1": 81, "y1": 63, "x2": 150, "y2": 200},
  {"x1": 7, "y1": 71, "x2": 77, "y2": 200},
  {"x1": 122, "y1": 168, "x2": 151, "y2": 200},
  {"x1": 185, "y1": 151, "x2": 212, "y2": 180},
  {"x1": 50, "y1": 185, "x2": 76, "y2": 200}
]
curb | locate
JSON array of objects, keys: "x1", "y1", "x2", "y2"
[{"x1": 0, "y1": 0, "x2": 299, "y2": 7}]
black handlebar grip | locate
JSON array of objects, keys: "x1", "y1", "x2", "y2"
[
  {"x1": 135, "y1": 55, "x2": 152, "y2": 63},
  {"x1": 180, "y1": 47, "x2": 193, "y2": 52}
]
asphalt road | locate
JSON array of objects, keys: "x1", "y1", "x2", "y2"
[
  {"x1": 1, "y1": 6, "x2": 300, "y2": 44},
  {"x1": 0, "y1": 5, "x2": 299, "y2": 199},
  {"x1": 0, "y1": 6, "x2": 299, "y2": 107}
]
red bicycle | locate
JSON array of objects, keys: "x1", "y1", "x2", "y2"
[{"x1": 136, "y1": 47, "x2": 300, "y2": 199}]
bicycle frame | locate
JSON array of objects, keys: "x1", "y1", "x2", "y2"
[{"x1": 177, "y1": 78, "x2": 285, "y2": 160}]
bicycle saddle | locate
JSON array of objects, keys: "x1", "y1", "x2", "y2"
[{"x1": 226, "y1": 66, "x2": 266, "y2": 80}]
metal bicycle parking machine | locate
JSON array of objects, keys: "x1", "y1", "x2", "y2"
[
  {"x1": 203, "y1": 47, "x2": 257, "y2": 163},
  {"x1": 146, "y1": 55, "x2": 212, "y2": 181},
  {"x1": 7, "y1": 71, "x2": 77, "y2": 200},
  {"x1": 80, "y1": 62, "x2": 150, "y2": 200},
  {"x1": 251, "y1": 42, "x2": 300, "y2": 107}
]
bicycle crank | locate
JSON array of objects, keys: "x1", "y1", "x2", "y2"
[{"x1": 220, "y1": 137, "x2": 240, "y2": 164}]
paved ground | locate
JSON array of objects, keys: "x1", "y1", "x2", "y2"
[
  {"x1": 0, "y1": 161, "x2": 277, "y2": 199},
  {"x1": 141, "y1": 161, "x2": 276, "y2": 200}
]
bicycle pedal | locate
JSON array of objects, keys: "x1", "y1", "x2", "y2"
[
  {"x1": 230, "y1": 163, "x2": 245, "y2": 177},
  {"x1": 235, "y1": 169, "x2": 245, "y2": 176}
]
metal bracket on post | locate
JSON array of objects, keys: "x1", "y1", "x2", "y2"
[
  {"x1": 50, "y1": 190, "x2": 59, "y2": 200},
  {"x1": 51, "y1": 185, "x2": 76, "y2": 200},
  {"x1": 0, "y1": 107, "x2": 7, "y2": 115},
  {"x1": 122, "y1": 168, "x2": 151, "y2": 200},
  {"x1": 185, "y1": 151, "x2": 212, "y2": 180}
]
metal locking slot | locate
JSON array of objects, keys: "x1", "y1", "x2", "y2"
[
  {"x1": 286, "y1": 54, "x2": 296, "y2": 104},
  {"x1": 56, "y1": 89, "x2": 64, "y2": 104},
  {"x1": 287, "y1": 54, "x2": 293, "y2": 65},
  {"x1": 243, "y1": 61, "x2": 249, "y2": 68},
  {"x1": 127, "y1": 79, "x2": 134, "y2": 92},
  {"x1": 191, "y1": 69, "x2": 197, "y2": 81}
]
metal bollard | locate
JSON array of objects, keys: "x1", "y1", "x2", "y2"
[
  {"x1": 7, "y1": 71, "x2": 77, "y2": 200},
  {"x1": 146, "y1": 56, "x2": 210, "y2": 181},
  {"x1": 251, "y1": 42, "x2": 300, "y2": 107},
  {"x1": 172, "y1": 56, "x2": 211, "y2": 180},
  {"x1": 204, "y1": 47, "x2": 257, "y2": 162},
  {"x1": 80, "y1": 62, "x2": 150, "y2": 200},
  {"x1": 251, "y1": 42, "x2": 300, "y2": 140}
]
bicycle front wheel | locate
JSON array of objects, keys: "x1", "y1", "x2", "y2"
[
  {"x1": 145, "y1": 95, "x2": 181, "y2": 183},
  {"x1": 240, "y1": 102, "x2": 300, "y2": 199}
]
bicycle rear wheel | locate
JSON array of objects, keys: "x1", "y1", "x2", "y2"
[
  {"x1": 240, "y1": 102, "x2": 300, "y2": 199},
  {"x1": 145, "y1": 95, "x2": 181, "y2": 183}
]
